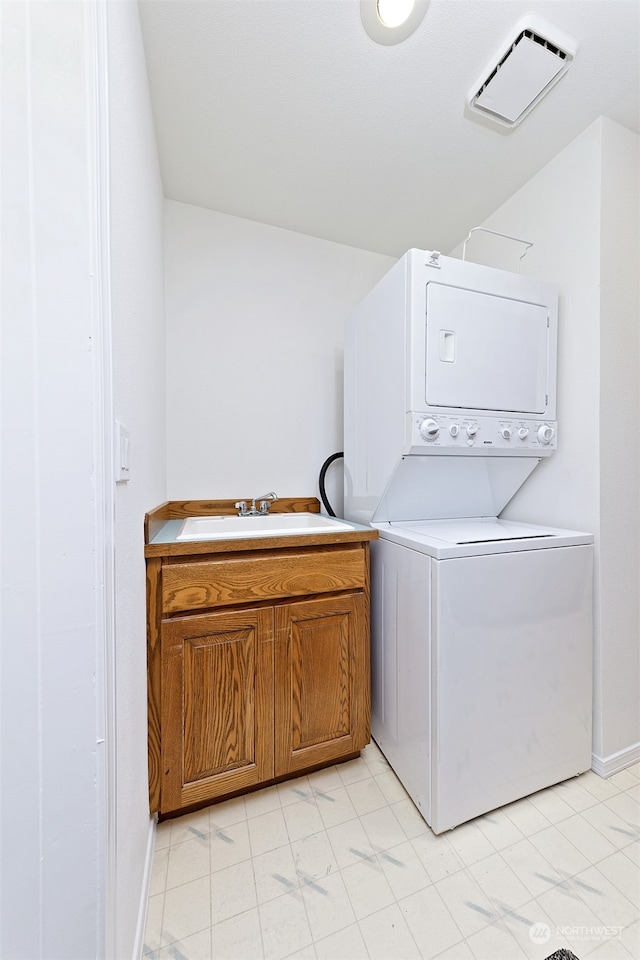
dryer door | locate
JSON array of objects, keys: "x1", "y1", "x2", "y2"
[{"x1": 425, "y1": 283, "x2": 549, "y2": 414}]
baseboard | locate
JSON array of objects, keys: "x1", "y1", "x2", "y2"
[
  {"x1": 132, "y1": 816, "x2": 157, "y2": 960},
  {"x1": 592, "y1": 741, "x2": 640, "y2": 778}
]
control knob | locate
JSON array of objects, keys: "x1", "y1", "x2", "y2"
[
  {"x1": 500, "y1": 427, "x2": 512, "y2": 440},
  {"x1": 449, "y1": 424, "x2": 460, "y2": 437},
  {"x1": 518, "y1": 427, "x2": 529, "y2": 440},
  {"x1": 466, "y1": 424, "x2": 479, "y2": 438},
  {"x1": 537, "y1": 424, "x2": 555, "y2": 444},
  {"x1": 419, "y1": 418, "x2": 440, "y2": 441}
]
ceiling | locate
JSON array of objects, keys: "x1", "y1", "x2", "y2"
[{"x1": 138, "y1": 0, "x2": 640, "y2": 258}]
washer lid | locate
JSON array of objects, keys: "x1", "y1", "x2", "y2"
[
  {"x1": 374, "y1": 516, "x2": 594, "y2": 558},
  {"x1": 396, "y1": 517, "x2": 554, "y2": 544}
]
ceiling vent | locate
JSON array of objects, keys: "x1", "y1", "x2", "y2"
[{"x1": 467, "y1": 16, "x2": 578, "y2": 130}]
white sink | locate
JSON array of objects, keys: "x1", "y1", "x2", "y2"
[{"x1": 176, "y1": 512, "x2": 354, "y2": 541}]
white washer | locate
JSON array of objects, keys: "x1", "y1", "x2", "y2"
[{"x1": 370, "y1": 518, "x2": 593, "y2": 834}]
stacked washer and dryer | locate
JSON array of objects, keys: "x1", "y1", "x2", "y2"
[{"x1": 344, "y1": 249, "x2": 593, "y2": 835}]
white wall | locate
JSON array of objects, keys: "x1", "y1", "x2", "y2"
[
  {"x1": 165, "y1": 202, "x2": 394, "y2": 511},
  {"x1": 451, "y1": 118, "x2": 640, "y2": 769},
  {"x1": 107, "y1": 2, "x2": 167, "y2": 957},
  {"x1": 598, "y1": 119, "x2": 640, "y2": 763},
  {"x1": 1, "y1": 3, "x2": 107, "y2": 956},
  {"x1": 166, "y1": 123, "x2": 639, "y2": 770}
]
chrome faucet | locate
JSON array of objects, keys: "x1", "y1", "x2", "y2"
[
  {"x1": 234, "y1": 492, "x2": 278, "y2": 517},
  {"x1": 251, "y1": 491, "x2": 278, "y2": 514}
]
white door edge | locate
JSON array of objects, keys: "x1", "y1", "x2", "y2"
[{"x1": 87, "y1": 3, "x2": 117, "y2": 956}]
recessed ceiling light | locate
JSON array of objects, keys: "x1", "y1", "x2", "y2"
[
  {"x1": 377, "y1": 0, "x2": 415, "y2": 29},
  {"x1": 361, "y1": 0, "x2": 429, "y2": 45}
]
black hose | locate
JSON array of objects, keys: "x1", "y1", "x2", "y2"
[{"x1": 318, "y1": 451, "x2": 343, "y2": 517}]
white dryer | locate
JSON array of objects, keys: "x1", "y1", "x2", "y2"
[{"x1": 343, "y1": 249, "x2": 594, "y2": 833}]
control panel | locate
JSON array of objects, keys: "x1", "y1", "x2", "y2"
[{"x1": 409, "y1": 413, "x2": 557, "y2": 454}]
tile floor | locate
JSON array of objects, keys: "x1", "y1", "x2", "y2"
[{"x1": 144, "y1": 744, "x2": 640, "y2": 960}]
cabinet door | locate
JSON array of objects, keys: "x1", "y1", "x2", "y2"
[
  {"x1": 275, "y1": 594, "x2": 370, "y2": 777},
  {"x1": 161, "y1": 608, "x2": 274, "y2": 812}
]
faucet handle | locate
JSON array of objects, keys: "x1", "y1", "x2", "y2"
[{"x1": 234, "y1": 501, "x2": 248, "y2": 516}]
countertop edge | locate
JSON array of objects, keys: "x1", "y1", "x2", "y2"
[{"x1": 144, "y1": 527, "x2": 378, "y2": 559}]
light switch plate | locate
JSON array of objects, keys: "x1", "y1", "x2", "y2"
[{"x1": 115, "y1": 421, "x2": 131, "y2": 483}]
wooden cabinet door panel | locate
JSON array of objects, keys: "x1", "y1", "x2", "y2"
[
  {"x1": 161, "y1": 608, "x2": 274, "y2": 811},
  {"x1": 275, "y1": 594, "x2": 369, "y2": 776}
]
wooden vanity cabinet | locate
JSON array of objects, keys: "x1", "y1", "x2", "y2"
[{"x1": 145, "y1": 512, "x2": 375, "y2": 818}]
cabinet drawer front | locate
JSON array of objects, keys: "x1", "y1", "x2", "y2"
[{"x1": 162, "y1": 548, "x2": 365, "y2": 613}]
